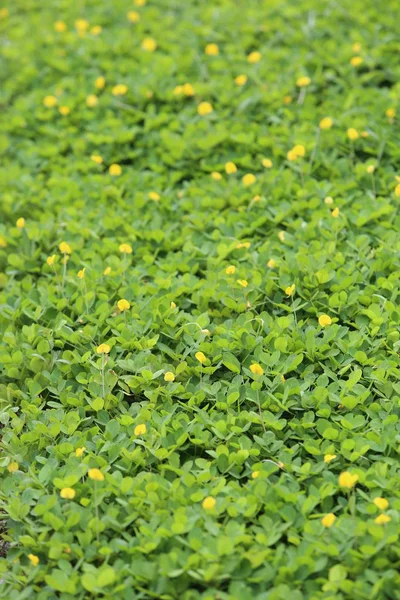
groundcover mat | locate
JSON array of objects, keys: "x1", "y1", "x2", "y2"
[{"x1": 1, "y1": 0, "x2": 400, "y2": 598}]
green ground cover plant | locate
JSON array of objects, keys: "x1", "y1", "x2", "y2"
[{"x1": 1, "y1": 0, "x2": 400, "y2": 598}]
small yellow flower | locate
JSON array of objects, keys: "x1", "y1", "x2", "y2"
[
  {"x1": 60, "y1": 487, "x2": 76, "y2": 499},
  {"x1": 54, "y1": 20, "x2": 67, "y2": 32},
  {"x1": 373, "y1": 497, "x2": 389, "y2": 511},
  {"x1": 386, "y1": 107, "x2": 396, "y2": 119},
  {"x1": 195, "y1": 351, "x2": 207, "y2": 364},
  {"x1": 59, "y1": 106, "x2": 70, "y2": 116},
  {"x1": 43, "y1": 95, "x2": 57, "y2": 108},
  {"x1": 59, "y1": 242, "x2": 72, "y2": 254},
  {"x1": 96, "y1": 343, "x2": 110, "y2": 354},
  {"x1": 395, "y1": 184, "x2": 400, "y2": 197},
  {"x1": 75, "y1": 19, "x2": 89, "y2": 33},
  {"x1": 321, "y1": 513, "x2": 336, "y2": 528},
  {"x1": 211, "y1": 171, "x2": 222, "y2": 181},
  {"x1": 198, "y1": 102, "x2": 213, "y2": 116},
  {"x1": 278, "y1": 231, "x2": 285, "y2": 242},
  {"x1": 127, "y1": 11, "x2": 140, "y2": 23},
  {"x1": 202, "y1": 329, "x2": 210, "y2": 336},
  {"x1": 324, "y1": 454, "x2": 337, "y2": 463},
  {"x1": 164, "y1": 372, "x2": 175, "y2": 382},
  {"x1": 16, "y1": 217, "x2": 25, "y2": 229},
  {"x1": 7, "y1": 461, "x2": 19, "y2": 473},
  {"x1": 283, "y1": 95, "x2": 292, "y2": 104},
  {"x1": 88, "y1": 468, "x2": 105, "y2": 481},
  {"x1": 374, "y1": 514, "x2": 391, "y2": 525},
  {"x1": 350, "y1": 56, "x2": 363, "y2": 67},
  {"x1": 319, "y1": 117, "x2": 333, "y2": 130},
  {"x1": 141, "y1": 37, "x2": 157, "y2": 52},
  {"x1": 202, "y1": 496, "x2": 216, "y2": 510},
  {"x1": 285, "y1": 284, "x2": 295, "y2": 297},
  {"x1": 331, "y1": 207, "x2": 340, "y2": 218},
  {"x1": 46, "y1": 255, "x2": 56, "y2": 266},
  {"x1": 318, "y1": 314, "x2": 332, "y2": 327},
  {"x1": 28, "y1": 554, "x2": 40, "y2": 566},
  {"x1": 183, "y1": 83, "x2": 195, "y2": 96},
  {"x1": 148, "y1": 191, "x2": 160, "y2": 201},
  {"x1": 287, "y1": 149, "x2": 298, "y2": 161},
  {"x1": 205, "y1": 43, "x2": 219, "y2": 56},
  {"x1": 296, "y1": 76, "x2": 311, "y2": 87},
  {"x1": 0, "y1": 235, "x2": 7, "y2": 248},
  {"x1": 262, "y1": 158, "x2": 273, "y2": 168},
  {"x1": 77, "y1": 268, "x2": 86, "y2": 279},
  {"x1": 361, "y1": 131, "x2": 369, "y2": 138},
  {"x1": 170, "y1": 301, "x2": 177, "y2": 309},
  {"x1": 112, "y1": 84, "x2": 128, "y2": 96},
  {"x1": 248, "y1": 51, "x2": 262, "y2": 64},
  {"x1": 267, "y1": 259, "x2": 276, "y2": 269},
  {"x1": 250, "y1": 363, "x2": 264, "y2": 376},
  {"x1": 117, "y1": 298, "x2": 130, "y2": 312},
  {"x1": 352, "y1": 42, "x2": 362, "y2": 53},
  {"x1": 367, "y1": 165, "x2": 375, "y2": 174},
  {"x1": 173, "y1": 85, "x2": 183, "y2": 96},
  {"x1": 225, "y1": 265, "x2": 236, "y2": 275},
  {"x1": 324, "y1": 196, "x2": 333, "y2": 205},
  {"x1": 347, "y1": 128, "x2": 359, "y2": 141},
  {"x1": 109, "y1": 163, "x2": 122, "y2": 176},
  {"x1": 237, "y1": 279, "x2": 248, "y2": 288},
  {"x1": 90, "y1": 25, "x2": 102, "y2": 36},
  {"x1": 119, "y1": 243, "x2": 132, "y2": 254},
  {"x1": 242, "y1": 173, "x2": 256, "y2": 186},
  {"x1": 75, "y1": 447, "x2": 86, "y2": 457},
  {"x1": 0, "y1": 8, "x2": 9, "y2": 19},
  {"x1": 338, "y1": 471, "x2": 358, "y2": 489},
  {"x1": 86, "y1": 94, "x2": 98, "y2": 107},
  {"x1": 252, "y1": 195, "x2": 261, "y2": 202},
  {"x1": 103, "y1": 266, "x2": 111, "y2": 276},
  {"x1": 134, "y1": 423, "x2": 147, "y2": 436},
  {"x1": 91, "y1": 154, "x2": 103, "y2": 164},
  {"x1": 293, "y1": 144, "x2": 305, "y2": 157},
  {"x1": 235, "y1": 74, "x2": 247, "y2": 86},
  {"x1": 134, "y1": 0, "x2": 146, "y2": 5},
  {"x1": 251, "y1": 471, "x2": 260, "y2": 479},
  {"x1": 225, "y1": 161, "x2": 237, "y2": 174},
  {"x1": 95, "y1": 76, "x2": 106, "y2": 90}
]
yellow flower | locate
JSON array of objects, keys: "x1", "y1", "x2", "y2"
[
  {"x1": 109, "y1": 163, "x2": 122, "y2": 176},
  {"x1": 170, "y1": 301, "x2": 176, "y2": 309},
  {"x1": 91, "y1": 154, "x2": 103, "y2": 164},
  {"x1": 198, "y1": 102, "x2": 213, "y2": 116},
  {"x1": 164, "y1": 372, "x2": 175, "y2": 382},
  {"x1": 183, "y1": 83, "x2": 194, "y2": 96},
  {"x1": 237, "y1": 279, "x2": 248, "y2": 288},
  {"x1": 46, "y1": 255, "x2": 56, "y2": 266},
  {"x1": 287, "y1": 149, "x2": 298, "y2": 161},
  {"x1": 225, "y1": 161, "x2": 237, "y2": 174},
  {"x1": 95, "y1": 76, "x2": 106, "y2": 90},
  {"x1": 75, "y1": 447, "x2": 86, "y2": 457},
  {"x1": 148, "y1": 191, "x2": 160, "y2": 201},
  {"x1": 318, "y1": 314, "x2": 332, "y2": 327},
  {"x1": 296, "y1": 76, "x2": 311, "y2": 87},
  {"x1": 90, "y1": 25, "x2": 102, "y2": 36},
  {"x1": 112, "y1": 84, "x2": 128, "y2": 96},
  {"x1": 386, "y1": 107, "x2": 396, "y2": 119},
  {"x1": 86, "y1": 94, "x2": 98, "y2": 107},
  {"x1": 16, "y1": 217, "x2": 25, "y2": 229},
  {"x1": 267, "y1": 258, "x2": 276, "y2": 269},
  {"x1": 278, "y1": 231, "x2": 285, "y2": 241},
  {"x1": 43, "y1": 95, "x2": 57, "y2": 108},
  {"x1": 77, "y1": 268, "x2": 86, "y2": 279},
  {"x1": 235, "y1": 74, "x2": 247, "y2": 86},
  {"x1": 59, "y1": 242, "x2": 72, "y2": 254},
  {"x1": 285, "y1": 284, "x2": 295, "y2": 297},
  {"x1": 205, "y1": 43, "x2": 219, "y2": 56},
  {"x1": 173, "y1": 85, "x2": 183, "y2": 96},
  {"x1": 319, "y1": 117, "x2": 333, "y2": 130},
  {"x1": 262, "y1": 158, "x2": 273, "y2": 168},
  {"x1": 28, "y1": 554, "x2": 39, "y2": 566},
  {"x1": 127, "y1": 11, "x2": 140, "y2": 23},
  {"x1": 248, "y1": 51, "x2": 262, "y2": 64},
  {"x1": 88, "y1": 468, "x2": 105, "y2": 481},
  {"x1": 225, "y1": 265, "x2": 236, "y2": 275},
  {"x1": 374, "y1": 514, "x2": 391, "y2": 525},
  {"x1": 195, "y1": 351, "x2": 207, "y2": 364},
  {"x1": 211, "y1": 171, "x2": 222, "y2": 180},
  {"x1": 293, "y1": 144, "x2": 305, "y2": 157},
  {"x1": 283, "y1": 95, "x2": 292, "y2": 104},
  {"x1": 60, "y1": 487, "x2": 76, "y2": 499},
  {"x1": 395, "y1": 184, "x2": 400, "y2": 197},
  {"x1": 59, "y1": 106, "x2": 70, "y2": 116},
  {"x1": 0, "y1": 8, "x2": 9, "y2": 19},
  {"x1": 252, "y1": 195, "x2": 261, "y2": 202},
  {"x1": 361, "y1": 131, "x2": 369, "y2": 138},
  {"x1": 250, "y1": 363, "x2": 264, "y2": 376},
  {"x1": 347, "y1": 128, "x2": 359, "y2": 141},
  {"x1": 134, "y1": 423, "x2": 147, "y2": 436},
  {"x1": 119, "y1": 243, "x2": 132, "y2": 254},
  {"x1": 0, "y1": 235, "x2": 7, "y2": 248},
  {"x1": 201, "y1": 328, "x2": 210, "y2": 336},
  {"x1": 373, "y1": 497, "x2": 389, "y2": 511},
  {"x1": 324, "y1": 196, "x2": 334, "y2": 205},
  {"x1": 75, "y1": 19, "x2": 89, "y2": 32},
  {"x1": 103, "y1": 266, "x2": 111, "y2": 276},
  {"x1": 352, "y1": 42, "x2": 362, "y2": 53},
  {"x1": 350, "y1": 56, "x2": 363, "y2": 67},
  {"x1": 242, "y1": 173, "x2": 256, "y2": 186},
  {"x1": 338, "y1": 471, "x2": 358, "y2": 489},
  {"x1": 54, "y1": 20, "x2": 67, "y2": 32},
  {"x1": 117, "y1": 298, "x2": 130, "y2": 312},
  {"x1": 324, "y1": 454, "x2": 337, "y2": 463},
  {"x1": 202, "y1": 496, "x2": 216, "y2": 510},
  {"x1": 321, "y1": 513, "x2": 336, "y2": 528},
  {"x1": 251, "y1": 471, "x2": 260, "y2": 479},
  {"x1": 331, "y1": 207, "x2": 340, "y2": 218},
  {"x1": 141, "y1": 37, "x2": 157, "y2": 52},
  {"x1": 96, "y1": 343, "x2": 110, "y2": 354},
  {"x1": 134, "y1": 0, "x2": 146, "y2": 5},
  {"x1": 367, "y1": 165, "x2": 375, "y2": 174},
  {"x1": 7, "y1": 461, "x2": 19, "y2": 473}
]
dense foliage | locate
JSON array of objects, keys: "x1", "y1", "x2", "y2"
[{"x1": 1, "y1": 0, "x2": 400, "y2": 598}]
